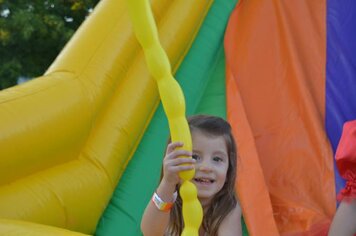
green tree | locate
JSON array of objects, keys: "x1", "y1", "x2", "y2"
[{"x1": 0, "y1": 0, "x2": 99, "y2": 90}]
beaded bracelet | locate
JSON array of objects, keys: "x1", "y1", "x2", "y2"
[{"x1": 152, "y1": 191, "x2": 178, "y2": 212}]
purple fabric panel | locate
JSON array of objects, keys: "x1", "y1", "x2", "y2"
[{"x1": 326, "y1": 0, "x2": 356, "y2": 195}]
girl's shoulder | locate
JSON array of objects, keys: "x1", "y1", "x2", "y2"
[{"x1": 217, "y1": 204, "x2": 242, "y2": 236}]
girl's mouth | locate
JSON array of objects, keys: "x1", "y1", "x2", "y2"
[{"x1": 194, "y1": 178, "x2": 214, "y2": 184}]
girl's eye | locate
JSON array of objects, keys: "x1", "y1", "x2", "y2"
[
  {"x1": 213, "y1": 156, "x2": 223, "y2": 162},
  {"x1": 192, "y1": 154, "x2": 200, "y2": 160}
]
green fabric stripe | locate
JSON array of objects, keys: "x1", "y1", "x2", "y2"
[
  {"x1": 95, "y1": 0, "x2": 239, "y2": 235},
  {"x1": 194, "y1": 46, "x2": 226, "y2": 117}
]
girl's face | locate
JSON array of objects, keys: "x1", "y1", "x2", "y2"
[{"x1": 191, "y1": 130, "x2": 229, "y2": 207}]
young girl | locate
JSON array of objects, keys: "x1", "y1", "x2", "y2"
[
  {"x1": 141, "y1": 115, "x2": 242, "y2": 236},
  {"x1": 329, "y1": 120, "x2": 356, "y2": 236}
]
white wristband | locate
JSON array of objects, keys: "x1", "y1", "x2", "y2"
[{"x1": 152, "y1": 191, "x2": 177, "y2": 212}]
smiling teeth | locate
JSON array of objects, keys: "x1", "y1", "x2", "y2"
[{"x1": 195, "y1": 178, "x2": 213, "y2": 183}]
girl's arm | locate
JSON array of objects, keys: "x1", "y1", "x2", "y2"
[
  {"x1": 328, "y1": 200, "x2": 356, "y2": 236},
  {"x1": 141, "y1": 142, "x2": 194, "y2": 236},
  {"x1": 217, "y1": 203, "x2": 243, "y2": 236},
  {"x1": 141, "y1": 179, "x2": 177, "y2": 236}
]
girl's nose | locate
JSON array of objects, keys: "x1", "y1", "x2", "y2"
[{"x1": 197, "y1": 161, "x2": 212, "y2": 172}]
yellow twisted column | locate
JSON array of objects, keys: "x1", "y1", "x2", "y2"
[{"x1": 127, "y1": 0, "x2": 203, "y2": 235}]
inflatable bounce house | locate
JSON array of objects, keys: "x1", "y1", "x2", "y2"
[{"x1": 0, "y1": 0, "x2": 355, "y2": 235}]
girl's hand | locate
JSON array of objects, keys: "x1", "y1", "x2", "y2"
[{"x1": 162, "y1": 142, "x2": 195, "y2": 186}]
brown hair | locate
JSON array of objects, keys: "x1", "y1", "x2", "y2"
[{"x1": 165, "y1": 115, "x2": 238, "y2": 236}]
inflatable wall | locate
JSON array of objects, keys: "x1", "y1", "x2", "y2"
[{"x1": 1, "y1": 0, "x2": 356, "y2": 235}]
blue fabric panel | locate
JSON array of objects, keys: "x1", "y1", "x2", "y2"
[{"x1": 326, "y1": 0, "x2": 356, "y2": 195}]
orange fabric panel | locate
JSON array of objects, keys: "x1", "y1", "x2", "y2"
[
  {"x1": 227, "y1": 67, "x2": 279, "y2": 236},
  {"x1": 225, "y1": 0, "x2": 335, "y2": 235}
]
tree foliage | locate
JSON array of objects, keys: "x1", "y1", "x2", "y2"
[{"x1": 0, "y1": 0, "x2": 99, "y2": 90}]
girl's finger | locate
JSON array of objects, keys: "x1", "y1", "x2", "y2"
[
  {"x1": 166, "y1": 164, "x2": 195, "y2": 173},
  {"x1": 165, "y1": 157, "x2": 196, "y2": 166},
  {"x1": 166, "y1": 141, "x2": 183, "y2": 154},
  {"x1": 165, "y1": 149, "x2": 192, "y2": 160}
]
